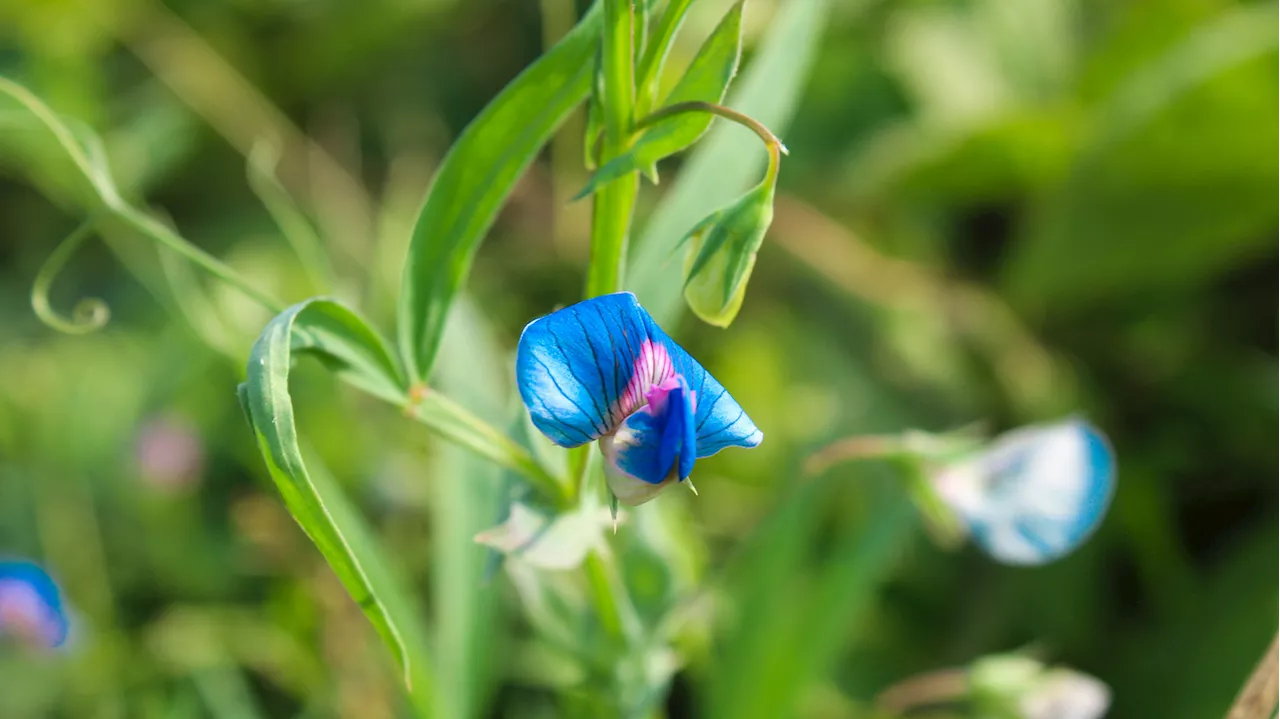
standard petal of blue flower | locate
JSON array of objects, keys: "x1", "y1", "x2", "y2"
[
  {"x1": 938, "y1": 420, "x2": 1116, "y2": 566},
  {"x1": 0, "y1": 560, "x2": 69, "y2": 648},
  {"x1": 516, "y1": 292, "x2": 762, "y2": 454}
]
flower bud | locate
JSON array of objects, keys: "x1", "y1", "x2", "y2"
[{"x1": 681, "y1": 179, "x2": 775, "y2": 327}]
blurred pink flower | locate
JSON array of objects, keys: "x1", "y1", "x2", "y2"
[{"x1": 136, "y1": 414, "x2": 205, "y2": 492}]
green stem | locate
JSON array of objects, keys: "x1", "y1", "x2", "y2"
[
  {"x1": 584, "y1": 548, "x2": 641, "y2": 646},
  {"x1": 111, "y1": 203, "x2": 284, "y2": 313},
  {"x1": 0, "y1": 76, "x2": 283, "y2": 316},
  {"x1": 584, "y1": 0, "x2": 639, "y2": 298},
  {"x1": 247, "y1": 141, "x2": 334, "y2": 293},
  {"x1": 636, "y1": 100, "x2": 787, "y2": 185},
  {"x1": 406, "y1": 388, "x2": 569, "y2": 509}
]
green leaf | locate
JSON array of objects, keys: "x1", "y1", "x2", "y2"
[
  {"x1": 397, "y1": 5, "x2": 601, "y2": 384},
  {"x1": 635, "y1": 0, "x2": 696, "y2": 115},
  {"x1": 241, "y1": 298, "x2": 431, "y2": 706},
  {"x1": 584, "y1": 48, "x2": 606, "y2": 171},
  {"x1": 627, "y1": 0, "x2": 831, "y2": 327},
  {"x1": 576, "y1": 1, "x2": 745, "y2": 198}
]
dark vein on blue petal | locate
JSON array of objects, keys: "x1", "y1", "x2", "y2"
[
  {"x1": 694, "y1": 366, "x2": 710, "y2": 423},
  {"x1": 571, "y1": 308, "x2": 613, "y2": 429},
  {"x1": 531, "y1": 352, "x2": 603, "y2": 437},
  {"x1": 695, "y1": 385, "x2": 729, "y2": 432},
  {"x1": 547, "y1": 326, "x2": 609, "y2": 434},
  {"x1": 593, "y1": 303, "x2": 625, "y2": 424},
  {"x1": 699, "y1": 407, "x2": 745, "y2": 441},
  {"x1": 527, "y1": 390, "x2": 594, "y2": 444}
]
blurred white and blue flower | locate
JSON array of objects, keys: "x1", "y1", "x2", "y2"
[
  {"x1": 810, "y1": 419, "x2": 1116, "y2": 565},
  {"x1": 0, "y1": 559, "x2": 69, "y2": 649},
  {"x1": 516, "y1": 292, "x2": 762, "y2": 506},
  {"x1": 931, "y1": 420, "x2": 1115, "y2": 565}
]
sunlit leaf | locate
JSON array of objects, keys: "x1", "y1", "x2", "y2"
[
  {"x1": 635, "y1": 0, "x2": 696, "y2": 115},
  {"x1": 397, "y1": 6, "x2": 601, "y2": 383},
  {"x1": 240, "y1": 298, "x2": 431, "y2": 708}
]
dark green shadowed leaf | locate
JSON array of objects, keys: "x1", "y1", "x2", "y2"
[
  {"x1": 397, "y1": 6, "x2": 601, "y2": 384},
  {"x1": 242, "y1": 298, "x2": 432, "y2": 710},
  {"x1": 575, "y1": 1, "x2": 745, "y2": 198}
]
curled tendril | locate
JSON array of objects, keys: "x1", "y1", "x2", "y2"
[{"x1": 31, "y1": 219, "x2": 111, "y2": 335}]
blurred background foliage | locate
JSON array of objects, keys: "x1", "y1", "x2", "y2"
[{"x1": 0, "y1": 0, "x2": 1275, "y2": 717}]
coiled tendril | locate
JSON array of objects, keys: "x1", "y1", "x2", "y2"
[{"x1": 30, "y1": 219, "x2": 111, "y2": 335}]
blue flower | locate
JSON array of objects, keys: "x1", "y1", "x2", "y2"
[
  {"x1": 517, "y1": 292, "x2": 762, "y2": 505},
  {"x1": 931, "y1": 420, "x2": 1115, "y2": 565},
  {"x1": 0, "y1": 559, "x2": 69, "y2": 649}
]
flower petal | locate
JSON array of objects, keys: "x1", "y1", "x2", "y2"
[
  {"x1": 0, "y1": 560, "x2": 69, "y2": 648},
  {"x1": 601, "y1": 377, "x2": 700, "y2": 506},
  {"x1": 934, "y1": 420, "x2": 1115, "y2": 565},
  {"x1": 517, "y1": 292, "x2": 762, "y2": 455}
]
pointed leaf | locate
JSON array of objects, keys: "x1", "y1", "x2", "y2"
[
  {"x1": 398, "y1": 6, "x2": 602, "y2": 383},
  {"x1": 241, "y1": 298, "x2": 432, "y2": 705},
  {"x1": 635, "y1": 0, "x2": 696, "y2": 114}
]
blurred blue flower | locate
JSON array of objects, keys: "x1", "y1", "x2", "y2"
[
  {"x1": 517, "y1": 292, "x2": 762, "y2": 505},
  {"x1": 931, "y1": 419, "x2": 1115, "y2": 565},
  {"x1": 0, "y1": 559, "x2": 69, "y2": 649}
]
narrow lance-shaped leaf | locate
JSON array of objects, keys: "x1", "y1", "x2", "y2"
[
  {"x1": 576, "y1": 1, "x2": 746, "y2": 196},
  {"x1": 634, "y1": 0, "x2": 696, "y2": 115},
  {"x1": 584, "y1": 46, "x2": 606, "y2": 171},
  {"x1": 241, "y1": 298, "x2": 432, "y2": 704},
  {"x1": 397, "y1": 6, "x2": 601, "y2": 384}
]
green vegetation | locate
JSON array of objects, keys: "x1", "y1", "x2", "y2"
[{"x1": 0, "y1": 0, "x2": 1274, "y2": 717}]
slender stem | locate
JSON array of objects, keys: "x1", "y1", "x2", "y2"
[
  {"x1": 111, "y1": 202, "x2": 285, "y2": 313},
  {"x1": 584, "y1": 0, "x2": 639, "y2": 298},
  {"x1": 637, "y1": 100, "x2": 787, "y2": 185},
  {"x1": 1225, "y1": 633, "x2": 1279, "y2": 719},
  {"x1": 584, "y1": 547, "x2": 641, "y2": 646},
  {"x1": 405, "y1": 388, "x2": 569, "y2": 509},
  {"x1": 247, "y1": 141, "x2": 334, "y2": 293}
]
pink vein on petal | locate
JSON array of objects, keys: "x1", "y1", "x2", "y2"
[{"x1": 609, "y1": 340, "x2": 677, "y2": 428}]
